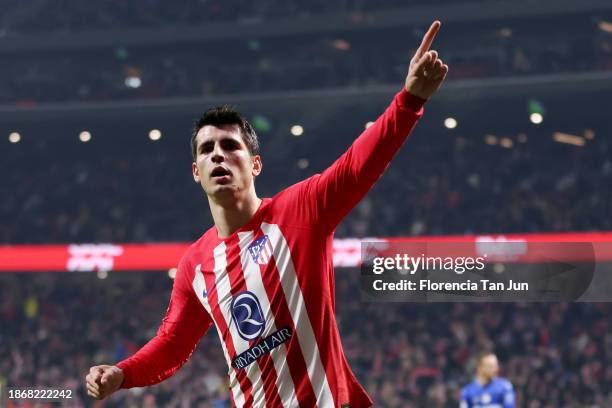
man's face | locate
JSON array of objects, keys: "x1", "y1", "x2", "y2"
[
  {"x1": 477, "y1": 355, "x2": 499, "y2": 381},
  {"x1": 192, "y1": 124, "x2": 261, "y2": 202}
]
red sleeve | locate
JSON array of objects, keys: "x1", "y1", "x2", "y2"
[
  {"x1": 306, "y1": 88, "x2": 425, "y2": 231},
  {"x1": 116, "y1": 256, "x2": 212, "y2": 388}
]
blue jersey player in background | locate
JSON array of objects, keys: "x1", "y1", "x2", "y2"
[{"x1": 460, "y1": 352, "x2": 515, "y2": 408}]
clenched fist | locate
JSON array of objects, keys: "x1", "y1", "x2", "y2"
[
  {"x1": 85, "y1": 365, "x2": 124, "y2": 400},
  {"x1": 405, "y1": 20, "x2": 449, "y2": 100}
]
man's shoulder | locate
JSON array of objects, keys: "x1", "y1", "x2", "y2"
[
  {"x1": 267, "y1": 174, "x2": 326, "y2": 223},
  {"x1": 493, "y1": 377, "x2": 513, "y2": 390},
  {"x1": 461, "y1": 380, "x2": 479, "y2": 394}
]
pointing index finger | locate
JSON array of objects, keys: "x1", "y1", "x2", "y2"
[{"x1": 416, "y1": 20, "x2": 441, "y2": 58}]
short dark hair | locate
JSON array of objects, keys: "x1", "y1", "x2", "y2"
[{"x1": 191, "y1": 106, "x2": 259, "y2": 160}]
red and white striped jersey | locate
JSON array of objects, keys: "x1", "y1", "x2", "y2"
[{"x1": 117, "y1": 88, "x2": 425, "y2": 407}]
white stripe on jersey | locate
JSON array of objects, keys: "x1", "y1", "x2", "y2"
[
  {"x1": 261, "y1": 223, "x2": 335, "y2": 407},
  {"x1": 193, "y1": 264, "x2": 244, "y2": 407},
  {"x1": 238, "y1": 232, "x2": 298, "y2": 408},
  {"x1": 212, "y1": 242, "x2": 267, "y2": 406}
]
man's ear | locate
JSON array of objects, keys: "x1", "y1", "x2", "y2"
[
  {"x1": 192, "y1": 162, "x2": 201, "y2": 183},
  {"x1": 252, "y1": 155, "x2": 262, "y2": 177}
]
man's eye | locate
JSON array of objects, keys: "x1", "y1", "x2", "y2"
[{"x1": 223, "y1": 142, "x2": 239, "y2": 150}]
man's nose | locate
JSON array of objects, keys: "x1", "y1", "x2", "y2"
[{"x1": 211, "y1": 144, "x2": 225, "y2": 163}]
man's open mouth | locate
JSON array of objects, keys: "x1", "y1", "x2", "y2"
[{"x1": 211, "y1": 167, "x2": 231, "y2": 178}]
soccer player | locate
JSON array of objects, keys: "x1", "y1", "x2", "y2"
[
  {"x1": 85, "y1": 20, "x2": 448, "y2": 407},
  {"x1": 460, "y1": 352, "x2": 515, "y2": 408}
]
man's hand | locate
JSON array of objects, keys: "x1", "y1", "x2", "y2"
[
  {"x1": 85, "y1": 365, "x2": 124, "y2": 400},
  {"x1": 405, "y1": 20, "x2": 449, "y2": 100}
]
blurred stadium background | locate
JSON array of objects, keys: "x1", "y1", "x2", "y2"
[{"x1": 1, "y1": 0, "x2": 612, "y2": 407}]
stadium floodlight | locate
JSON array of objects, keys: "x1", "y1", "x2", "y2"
[
  {"x1": 297, "y1": 158, "x2": 309, "y2": 169},
  {"x1": 529, "y1": 113, "x2": 543, "y2": 124},
  {"x1": 500, "y1": 137, "x2": 513, "y2": 149},
  {"x1": 124, "y1": 76, "x2": 142, "y2": 89},
  {"x1": 149, "y1": 129, "x2": 162, "y2": 141},
  {"x1": 444, "y1": 117, "x2": 457, "y2": 129},
  {"x1": 79, "y1": 131, "x2": 92, "y2": 142},
  {"x1": 598, "y1": 20, "x2": 612, "y2": 34},
  {"x1": 290, "y1": 125, "x2": 304, "y2": 136},
  {"x1": 9, "y1": 132, "x2": 21, "y2": 143},
  {"x1": 331, "y1": 39, "x2": 351, "y2": 51},
  {"x1": 485, "y1": 134, "x2": 498, "y2": 145},
  {"x1": 553, "y1": 132, "x2": 585, "y2": 147}
]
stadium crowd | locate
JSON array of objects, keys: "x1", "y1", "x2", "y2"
[
  {"x1": 2, "y1": 24, "x2": 611, "y2": 105},
  {"x1": 1, "y1": 271, "x2": 611, "y2": 407},
  {"x1": 1, "y1": 114, "x2": 610, "y2": 245},
  {"x1": 4, "y1": 0, "x2": 493, "y2": 34}
]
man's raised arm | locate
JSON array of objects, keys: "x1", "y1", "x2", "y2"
[
  {"x1": 305, "y1": 20, "x2": 449, "y2": 231},
  {"x1": 84, "y1": 256, "x2": 212, "y2": 400}
]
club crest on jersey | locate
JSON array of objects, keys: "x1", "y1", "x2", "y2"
[
  {"x1": 248, "y1": 235, "x2": 273, "y2": 265},
  {"x1": 231, "y1": 291, "x2": 265, "y2": 341}
]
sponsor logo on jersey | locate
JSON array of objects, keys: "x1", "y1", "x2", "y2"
[
  {"x1": 231, "y1": 291, "x2": 266, "y2": 341},
  {"x1": 232, "y1": 327, "x2": 293, "y2": 370},
  {"x1": 248, "y1": 235, "x2": 273, "y2": 265}
]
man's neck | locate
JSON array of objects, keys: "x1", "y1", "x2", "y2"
[
  {"x1": 476, "y1": 374, "x2": 492, "y2": 386},
  {"x1": 208, "y1": 191, "x2": 262, "y2": 238}
]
